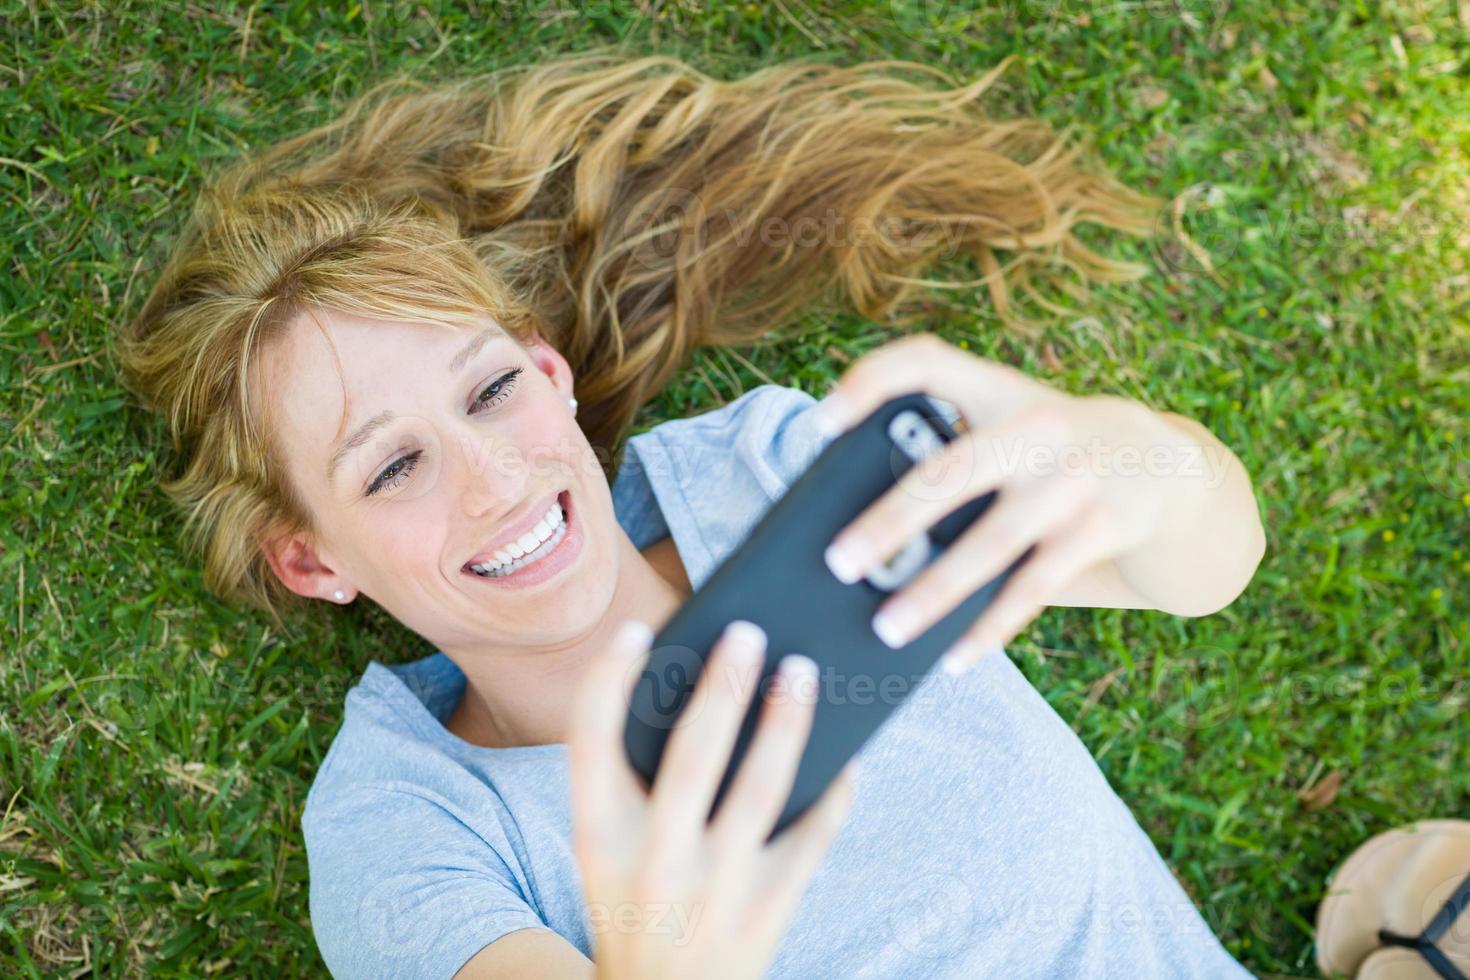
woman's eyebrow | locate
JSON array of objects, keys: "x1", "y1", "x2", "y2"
[
  {"x1": 327, "y1": 410, "x2": 396, "y2": 484},
  {"x1": 448, "y1": 329, "x2": 502, "y2": 373}
]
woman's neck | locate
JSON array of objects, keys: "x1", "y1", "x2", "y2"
[{"x1": 443, "y1": 531, "x2": 690, "y2": 749}]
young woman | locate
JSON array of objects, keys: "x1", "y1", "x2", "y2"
[{"x1": 119, "y1": 52, "x2": 1265, "y2": 978}]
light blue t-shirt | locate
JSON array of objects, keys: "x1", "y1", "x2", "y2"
[{"x1": 303, "y1": 384, "x2": 1248, "y2": 979}]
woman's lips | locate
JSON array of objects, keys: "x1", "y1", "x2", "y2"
[
  {"x1": 462, "y1": 490, "x2": 582, "y2": 589},
  {"x1": 463, "y1": 488, "x2": 563, "y2": 567}
]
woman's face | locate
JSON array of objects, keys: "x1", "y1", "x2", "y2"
[{"x1": 257, "y1": 308, "x2": 621, "y2": 652}]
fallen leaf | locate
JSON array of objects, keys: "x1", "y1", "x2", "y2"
[{"x1": 1299, "y1": 769, "x2": 1344, "y2": 811}]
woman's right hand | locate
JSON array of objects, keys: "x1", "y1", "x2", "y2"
[{"x1": 568, "y1": 619, "x2": 857, "y2": 980}]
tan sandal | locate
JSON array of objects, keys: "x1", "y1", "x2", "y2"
[{"x1": 1316, "y1": 819, "x2": 1470, "y2": 978}]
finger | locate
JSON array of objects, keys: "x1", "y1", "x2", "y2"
[
  {"x1": 707, "y1": 653, "x2": 821, "y2": 857},
  {"x1": 567, "y1": 620, "x2": 656, "y2": 863},
  {"x1": 813, "y1": 334, "x2": 1037, "y2": 436},
  {"x1": 941, "y1": 504, "x2": 1118, "y2": 673},
  {"x1": 647, "y1": 620, "x2": 769, "y2": 844},
  {"x1": 748, "y1": 760, "x2": 858, "y2": 942},
  {"x1": 869, "y1": 472, "x2": 1090, "y2": 649},
  {"x1": 823, "y1": 433, "x2": 989, "y2": 585},
  {"x1": 823, "y1": 402, "x2": 1073, "y2": 586}
]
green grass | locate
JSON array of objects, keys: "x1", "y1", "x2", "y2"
[{"x1": 2, "y1": 0, "x2": 1467, "y2": 975}]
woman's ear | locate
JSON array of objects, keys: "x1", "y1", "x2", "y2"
[
  {"x1": 258, "y1": 527, "x2": 356, "y2": 604},
  {"x1": 521, "y1": 331, "x2": 575, "y2": 401}
]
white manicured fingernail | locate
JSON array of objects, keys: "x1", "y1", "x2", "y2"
[
  {"x1": 778, "y1": 653, "x2": 818, "y2": 680},
  {"x1": 777, "y1": 654, "x2": 820, "y2": 703},
  {"x1": 872, "y1": 603, "x2": 913, "y2": 649},
  {"x1": 824, "y1": 542, "x2": 862, "y2": 584},
  {"x1": 723, "y1": 620, "x2": 767, "y2": 663},
  {"x1": 616, "y1": 620, "x2": 654, "y2": 652},
  {"x1": 725, "y1": 619, "x2": 765, "y2": 643}
]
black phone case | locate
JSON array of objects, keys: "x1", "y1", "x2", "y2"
[{"x1": 622, "y1": 391, "x2": 1035, "y2": 841}]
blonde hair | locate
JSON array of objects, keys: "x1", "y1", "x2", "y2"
[{"x1": 118, "y1": 50, "x2": 1163, "y2": 619}]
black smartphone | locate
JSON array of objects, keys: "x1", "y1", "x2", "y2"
[{"x1": 621, "y1": 391, "x2": 1035, "y2": 840}]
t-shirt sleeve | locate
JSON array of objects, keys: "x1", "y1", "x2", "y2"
[
  {"x1": 305, "y1": 784, "x2": 551, "y2": 979},
  {"x1": 734, "y1": 383, "x2": 839, "y2": 501},
  {"x1": 730, "y1": 384, "x2": 962, "y2": 496},
  {"x1": 629, "y1": 384, "x2": 839, "y2": 577}
]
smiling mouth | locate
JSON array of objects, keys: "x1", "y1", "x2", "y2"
[{"x1": 464, "y1": 490, "x2": 571, "y2": 579}]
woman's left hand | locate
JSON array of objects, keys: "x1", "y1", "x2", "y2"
[{"x1": 813, "y1": 334, "x2": 1214, "y2": 674}]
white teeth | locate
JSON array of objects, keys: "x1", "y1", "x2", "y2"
[
  {"x1": 468, "y1": 497, "x2": 568, "y2": 577},
  {"x1": 473, "y1": 518, "x2": 568, "y2": 578}
]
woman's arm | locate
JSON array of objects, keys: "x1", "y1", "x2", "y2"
[
  {"x1": 455, "y1": 927, "x2": 594, "y2": 979},
  {"x1": 962, "y1": 399, "x2": 1266, "y2": 617},
  {"x1": 1087, "y1": 407, "x2": 1265, "y2": 617},
  {"x1": 813, "y1": 335, "x2": 1268, "y2": 670}
]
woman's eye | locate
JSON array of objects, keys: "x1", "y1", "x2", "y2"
[
  {"x1": 471, "y1": 367, "x2": 523, "y2": 413},
  {"x1": 366, "y1": 449, "x2": 422, "y2": 497}
]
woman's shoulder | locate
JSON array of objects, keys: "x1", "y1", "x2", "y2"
[
  {"x1": 628, "y1": 382, "x2": 834, "y2": 500},
  {"x1": 613, "y1": 384, "x2": 835, "y2": 585},
  {"x1": 653, "y1": 382, "x2": 819, "y2": 441},
  {"x1": 300, "y1": 660, "x2": 571, "y2": 975},
  {"x1": 302, "y1": 657, "x2": 486, "y2": 831}
]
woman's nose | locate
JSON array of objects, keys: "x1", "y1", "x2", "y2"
[{"x1": 452, "y1": 432, "x2": 526, "y2": 518}]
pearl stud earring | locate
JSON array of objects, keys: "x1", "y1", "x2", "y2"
[
  {"x1": 333, "y1": 589, "x2": 346, "y2": 602},
  {"x1": 567, "y1": 396, "x2": 578, "y2": 417}
]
